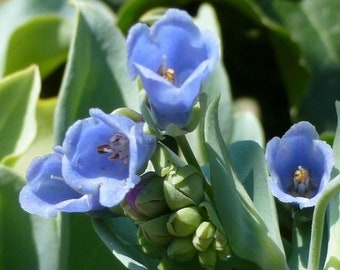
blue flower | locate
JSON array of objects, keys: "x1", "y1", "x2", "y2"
[
  {"x1": 265, "y1": 121, "x2": 334, "y2": 208},
  {"x1": 19, "y1": 148, "x2": 103, "y2": 218},
  {"x1": 62, "y1": 108, "x2": 156, "y2": 208},
  {"x1": 127, "y1": 9, "x2": 220, "y2": 129}
]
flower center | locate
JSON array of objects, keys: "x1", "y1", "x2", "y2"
[
  {"x1": 157, "y1": 55, "x2": 176, "y2": 84},
  {"x1": 291, "y1": 165, "x2": 315, "y2": 197},
  {"x1": 96, "y1": 133, "x2": 129, "y2": 164}
]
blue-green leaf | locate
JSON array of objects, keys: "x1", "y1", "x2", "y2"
[
  {"x1": 0, "y1": 65, "x2": 40, "y2": 162},
  {"x1": 203, "y1": 96, "x2": 288, "y2": 270},
  {"x1": 4, "y1": 15, "x2": 72, "y2": 79},
  {"x1": 55, "y1": 0, "x2": 139, "y2": 144},
  {"x1": 93, "y1": 217, "x2": 158, "y2": 270},
  {"x1": 0, "y1": 165, "x2": 38, "y2": 270}
]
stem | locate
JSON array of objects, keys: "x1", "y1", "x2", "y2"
[
  {"x1": 175, "y1": 135, "x2": 213, "y2": 200},
  {"x1": 308, "y1": 174, "x2": 340, "y2": 270},
  {"x1": 175, "y1": 135, "x2": 201, "y2": 171}
]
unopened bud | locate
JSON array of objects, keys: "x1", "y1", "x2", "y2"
[
  {"x1": 121, "y1": 172, "x2": 168, "y2": 222},
  {"x1": 193, "y1": 221, "x2": 216, "y2": 251},
  {"x1": 141, "y1": 214, "x2": 174, "y2": 245},
  {"x1": 213, "y1": 229, "x2": 227, "y2": 251},
  {"x1": 137, "y1": 227, "x2": 164, "y2": 258},
  {"x1": 164, "y1": 165, "x2": 204, "y2": 210},
  {"x1": 167, "y1": 206, "x2": 202, "y2": 237},
  {"x1": 198, "y1": 247, "x2": 217, "y2": 270},
  {"x1": 167, "y1": 237, "x2": 197, "y2": 262}
]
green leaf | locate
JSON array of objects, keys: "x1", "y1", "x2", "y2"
[
  {"x1": 0, "y1": 0, "x2": 73, "y2": 77},
  {"x1": 93, "y1": 217, "x2": 158, "y2": 270},
  {"x1": 0, "y1": 165, "x2": 38, "y2": 270},
  {"x1": 68, "y1": 215, "x2": 127, "y2": 270},
  {"x1": 55, "y1": 0, "x2": 139, "y2": 144},
  {"x1": 0, "y1": 65, "x2": 40, "y2": 162},
  {"x1": 203, "y1": 96, "x2": 288, "y2": 270},
  {"x1": 324, "y1": 101, "x2": 340, "y2": 269},
  {"x1": 228, "y1": 140, "x2": 284, "y2": 251},
  {"x1": 4, "y1": 14, "x2": 72, "y2": 79},
  {"x1": 5, "y1": 98, "x2": 56, "y2": 175},
  {"x1": 229, "y1": 108, "x2": 265, "y2": 147}
]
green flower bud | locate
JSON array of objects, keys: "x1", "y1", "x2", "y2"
[
  {"x1": 193, "y1": 221, "x2": 216, "y2": 251},
  {"x1": 135, "y1": 173, "x2": 169, "y2": 218},
  {"x1": 112, "y1": 107, "x2": 143, "y2": 122},
  {"x1": 213, "y1": 229, "x2": 227, "y2": 251},
  {"x1": 164, "y1": 165, "x2": 204, "y2": 210},
  {"x1": 167, "y1": 236, "x2": 197, "y2": 262},
  {"x1": 198, "y1": 247, "x2": 217, "y2": 270},
  {"x1": 141, "y1": 214, "x2": 174, "y2": 245},
  {"x1": 137, "y1": 227, "x2": 165, "y2": 258},
  {"x1": 167, "y1": 206, "x2": 202, "y2": 237},
  {"x1": 121, "y1": 172, "x2": 168, "y2": 222}
]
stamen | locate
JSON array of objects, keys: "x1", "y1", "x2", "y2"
[
  {"x1": 291, "y1": 165, "x2": 315, "y2": 197},
  {"x1": 97, "y1": 133, "x2": 129, "y2": 163},
  {"x1": 157, "y1": 55, "x2": 176, "y2": 84},
  {"x1": 50, "y1": 175, "x2": 64, "y2": 181}
]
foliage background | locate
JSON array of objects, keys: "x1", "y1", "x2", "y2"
[{"x1": 0, "y1": 0, "x2": 339, "y2": 269}]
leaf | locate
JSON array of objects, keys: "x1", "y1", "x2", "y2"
[
  {"x1": 55, "y1": 0, "x2": 139, "y2": 144},
  {"x1": 68, "y1": 215, "x2": 127, "y2": 270},
  {"x1": 4, "y1": 14, "x2": 72, "y2": 79},
  {"x1": 93, "y1": 217, "x2": 158, "y2": 270},
  {"x1": 203, "y1": 96, "x2": 288, "y2": 270},
  {"x1": 324, "y1": 101, "x2": 340, "y2": 269},
  {"x1": 228, "y1": 140, "x2": 284, "y2": 251},
  {"x1": 0, "y1": 165, "x2": 38, "y2": 270},
  {"x1": 0, "y1": 0, "x2": 73, "y2": 77},
  {"x1": 4, "y1": 98, "x2": 56, "y2": 174},
  {"x1": 0, "y1": 65, "x2": 40, "y2": 162},
  {"x1": 229, "y1": 109, "x2": 265, "y2": 148}
]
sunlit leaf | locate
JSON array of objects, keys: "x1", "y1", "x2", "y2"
[
  {"x1": 0, "y1": 65, "x2": 40, "y2": 162},
  {"x1": 55, "y1": 0, "x2": 139, "y2": 144}
]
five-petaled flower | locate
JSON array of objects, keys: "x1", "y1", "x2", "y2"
[
  {"x1": 265, "y1": 121, "x2": 334, "y2": 208},
  {"x1": 127, "y1": 9, "x2": 220, "y2": 130},
  {"x1": 20, "y1": 109, "x2": 156, "y2": 217}
]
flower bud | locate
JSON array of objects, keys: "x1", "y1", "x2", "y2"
[
  {"x1": 137, "y1": 227, "x2": 165, "y2": 258},
  {"x1": 198, "y1": 247, "x2": 217, "y2": 270},
  {"x1": 213, "y1": 229, "x2": 227, "y2": 251},
  {"x1": 167, "y1": 236, "x2": 197, "y2": 262},
  {"x1": 164, "y1": 165, "x2": 204, "y2": 210},
  {"x1": 121, "y1": 172, "x2": 169, "y2": 222},
  {"x1": 111, "y1": 107, "x2": 143, "y2": 122},
  {"x1": 192, "y1": 221, "x2": 216, "y2": 251},
  {"x1": 141, "y1": 214, "x2": 174, "y2": 245},
  {"x1": 167, "y1": 206, "x2": 202, "y2": 237}
]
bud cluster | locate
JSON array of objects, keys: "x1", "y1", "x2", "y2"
[{"x1": 120, "y1": 165, "x2": 230, "y2": 269}]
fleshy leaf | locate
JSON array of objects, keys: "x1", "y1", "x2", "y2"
[
  {"x1": 4, "y1": 14, "x2": 72, "y2": 79},
  {"x1": 0, "y1": 0, "x2": 73, "y2": 77},
  {"x1": 93, "y1": 217, "x2": 158, "y2": 270},
  {"x1": 203, "y1": 96, "x2": 288, "y2": 269},
  {"x1": 0, "y1": 65, "x2": 40, "y2": 162},
  {"x1": 55, "y1": 0, "x2": 139, "y2": 144},
  {"x1": 0, "y1": 165, "x2": 38, "y2": 269}
]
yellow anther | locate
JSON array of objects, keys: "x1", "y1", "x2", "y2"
[
  {"x1": 157, "y1": 55, "x2": 176, "y2": 84},
  {"x1": 293, "y1": 166, "x2": 309, "y2": 184}
]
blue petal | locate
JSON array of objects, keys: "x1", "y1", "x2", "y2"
[{"x1": 20, "y1": 153, "x2": 103, "y2": 218}]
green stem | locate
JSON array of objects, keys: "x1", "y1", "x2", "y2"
[
  {"x1": 175, "y1": 135, "x2": 213, "y2": 200},
  {"x1": 175, "y1": 135, "x2": 201, "y2": 171},
  {"x1": 308, "y1": 174, "x2": 340, "y2": 270}
]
